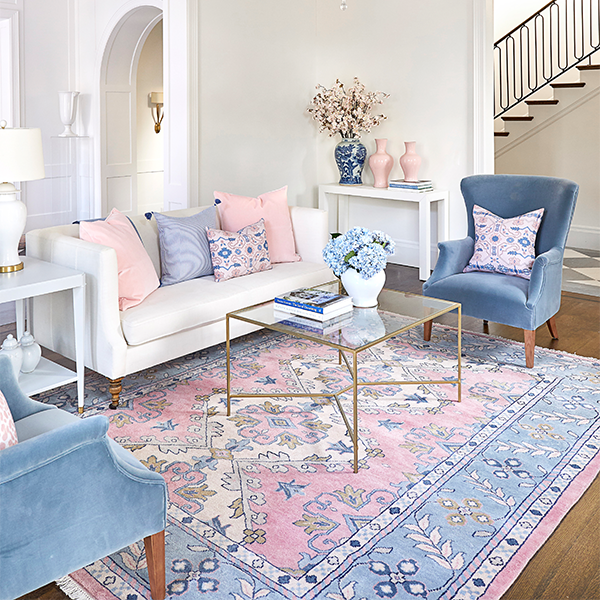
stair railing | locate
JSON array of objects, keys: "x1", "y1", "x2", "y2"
[{"x1": 495, "y1": 0, "x2": 600, "y2": 118}]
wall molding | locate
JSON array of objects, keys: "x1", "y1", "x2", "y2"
[{"x1": 568, "y1": 225, "x2": 600, "y2": 251}]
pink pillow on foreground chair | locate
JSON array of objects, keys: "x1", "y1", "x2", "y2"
[
  {"x1": 80, "y1": 208, "x2": 159, "y2": 310},
  {"x1": 213, "y1": 186, "x2": 301, "y2": 264}
]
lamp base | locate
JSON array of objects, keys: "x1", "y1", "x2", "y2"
[{"x1": 0, "y1": 262, "x2": 24, "y2": 273}]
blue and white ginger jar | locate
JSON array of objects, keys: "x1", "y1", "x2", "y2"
[{"x1": 334, "y1": 137, "x2": 367, "y2": 185}]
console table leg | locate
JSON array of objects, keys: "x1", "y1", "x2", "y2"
[
  {"x1": 109, "y1": 377, "x2": 123, "y2": 409},
  {"x1": 353, "y1": 351, "x2": 358, "y2": 473},
  {"x1": 418, "y1": 198, "x2": 431, "y2": 281}
]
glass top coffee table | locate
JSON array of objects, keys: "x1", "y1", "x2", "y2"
[{"x1": 226, "y1": 282, "x2": 461, "y2": 472}]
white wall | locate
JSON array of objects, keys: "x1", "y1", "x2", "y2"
[
  {"x1": 136, "y1": 20, "x2": 164, "y2": 215},
  {"x1": 12, "y1": 0, "x2": 491, "y2": 252},
  {"x1": 494, "y1": 0, "x2": 548, "y2": 39},
  {"x1": 196, "y1": 0, "x2": 492, "y2": 268}
]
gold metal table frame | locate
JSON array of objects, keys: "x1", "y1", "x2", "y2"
[{"x1": 225, "y1": 286, "x2": 461, "y2": 473}]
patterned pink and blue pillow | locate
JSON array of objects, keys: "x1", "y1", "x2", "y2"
[
  {"x1": 207, "y1": 219, "x2": 272, "y2": 282},
  {"x1": 0, "y1": 391, "x2": 18, "y2": 451},
  {"x1": 463, "y1": 204, "x2": 545, "y2": 280}
]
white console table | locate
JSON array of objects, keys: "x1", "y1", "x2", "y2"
[
  {"x1": 0, "y1": 257, "x2": 86, "y2": 412},
  {"x1": 318, "y1": 184, "x2": 449, "y2": 281}
]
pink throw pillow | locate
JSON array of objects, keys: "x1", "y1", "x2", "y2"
[
  {"x1": 0, "y1": 390, "x2": 18, "y2": 450},
  {"x1": 463, "y1": 204, "x2": 545, "y2": 280},
  {"x1": 80, "y1": 208, "x2": 160, "y2": 310},
  {"x1": 213, "y1": 186, "x2": 301, "y2": 264},
  {"x1": 207, "y1": 219, "x2": 272, "y2": 282}
]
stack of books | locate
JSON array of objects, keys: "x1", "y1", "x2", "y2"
[
  {"x1": 389, "y1": 179, "x2": 433, "y2": 192},
  {"x1": 274, "y1": 287, "x2": 353, "y2": 322},
  {"x1": 273, "y1": 310, "x2": 353, "y2": 335}
]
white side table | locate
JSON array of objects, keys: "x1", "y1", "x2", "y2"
[
  {"x1": 318, "y1": 183, "x2": 449, "y2": 281},
  {"x1": 0, "y1": 257, "x2": 86, "y2": 412}
]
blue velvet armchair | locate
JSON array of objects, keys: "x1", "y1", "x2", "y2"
[
  {"x1": 423, "y1": 174, "x2": 578, "y2": 367},
  {"x1": 0, "y1": 354, "x2": 168, "y2": 600}
]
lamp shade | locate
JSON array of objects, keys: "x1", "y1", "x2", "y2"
[
  {"x1": 0, "y1": 128, "x2": 45, "y2": 182},
  {"x1": 150, "y1": 92, "x2": 163, "y2": 104}
]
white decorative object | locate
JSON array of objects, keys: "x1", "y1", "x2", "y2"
[
  {"x1": 19, "y1": 331, "x2": 42, "y2": 373},
  {"x1": 341, "y1": 268, "x2": 386, "y2": 308},
  {"x1": 342, "y1": 307, "x2": 386, "y2": 345},
  {"x1": 58, "y1": 91, "x2": 80, "y2": 137},
  {"x1": 0, "y1": 122, "x2": 45, "y2": 273},
  {"x1": 0, "y1": 334, "x2": 23, "y2": 377}
]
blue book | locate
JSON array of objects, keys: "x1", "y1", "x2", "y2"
[{"x1": 274, "y1": 287, "x2": 352, "y2": 315}]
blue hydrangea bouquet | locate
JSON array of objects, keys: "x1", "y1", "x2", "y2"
[{"x1": 322, "y1": 227, "x2": 395, "y2": 280}]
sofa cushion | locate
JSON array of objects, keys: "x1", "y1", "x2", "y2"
[
  {"x1": 120, "y1": 261, "x2": 334, "y2": 346},
  {"x1": 0, "y1": 391, "x2": 18, "y2": 450},
  {"x1": 214, "y1": 186, "x2": 301, "y2": 264},
  {"x1": 463, "y1": 204, "x2": 545, "y2": 280},
  {"x1": 154, "y1": 206, "x2": 217, "y2": 285},
  {"x1": 80, "y1": 208, "x2": 160, "y2": 310},
  {"x1": 207, "y1": 219, "x2": 272, "y2": 282}
]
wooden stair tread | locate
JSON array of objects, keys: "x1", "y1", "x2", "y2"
[
  {"x1": 502, "y1": 116, "x2": 534, "y2": 121},
  {"x1": 550, "y1": 82, "x2": 586, "y2": 88},
  {"x1": 525, "y1": 99, "x2": 559, "y2": 105},
  {"x1": 578, "y1": 64, "x2": 600, "y2": 71},
  {"x1": 494, "y1": 131, "x2": 510, "y2": 137}
]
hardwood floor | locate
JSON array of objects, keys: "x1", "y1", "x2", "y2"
[{"x1": 13, "y1": 264, "x2": 600, "y2": 600}]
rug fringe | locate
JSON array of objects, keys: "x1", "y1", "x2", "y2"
[{"x1": 56, "y1": 576, "x2": 97, "y2": 600}]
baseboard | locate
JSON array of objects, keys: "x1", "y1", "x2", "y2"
[
  {"x1": 387, "y1": 239, "x2": 439, "y2": 269},
  {"x1": 568, "y1": 225, "x2": 600, "y2": 251},
  {"x1": 0, "y1": 302, "x2": 15, "y2": 326}
]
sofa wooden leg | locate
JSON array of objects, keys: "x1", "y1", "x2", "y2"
[
  {"x1": 524, "y1": 330, "x2": 535, "y2": 368},
  {"x1": 423, "y1": 320, "x2": 432, "y2": 341},
  {"x1": 109, "y1": 377, "x2": 123, "y2": 410},
  {"x1": 546, "y1": 315, "x2": 559, "y2": 339},
  {"x1": 144, "y1": 530, "x2": 166, "y2": 600}
]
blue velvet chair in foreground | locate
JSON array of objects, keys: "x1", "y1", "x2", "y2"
[
  {"x1": 423, "y1": 174, "x2": 578, "y2": 368},
  {"x1": 0, "y1": 354, "x2": 168, "y2": 600}
]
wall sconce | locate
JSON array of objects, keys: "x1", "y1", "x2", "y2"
[{"x1": 149, "y1": 92, "x2": 164, "y2": 134}]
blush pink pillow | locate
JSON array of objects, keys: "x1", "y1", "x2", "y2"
[
  {"x1": 80, "y1": 208, "x2": 160, "y2": 310},
  {"x1": 0, "y1": 390, "x2": 18, "y2": 450},
  {"x1": 213, "y1": 186, "x2": 301, "y2": 263}
]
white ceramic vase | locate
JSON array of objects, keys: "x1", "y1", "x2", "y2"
[
  {"x1": 0, "y1": 334, "x2": 23, "y2": 378},
  {"x1": 341, "y1": 268, "x2": 386, "y2": 308},
  {"x1": 19, "y1": 331, "x2": 42, "y2": 373},
  {"x1": 58, "y1": 91, "x2": 80, "y2": 137}
]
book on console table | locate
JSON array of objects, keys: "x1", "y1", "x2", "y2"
[
  {"x1": 274, "y1": 310, "x2": 353, "y2": 334},
  {"x1": 389, "y1": 179, "x2": 433, "y2": 192},
  {"x1": 274, "y1": 287, "x2": 353, "y2": 321}
]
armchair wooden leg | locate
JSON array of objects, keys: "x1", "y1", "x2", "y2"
[
  {"x1": 546, "y1": 315, "x2": 559, "y2": 339},
  {"x1": 109, "y1": 377, "x2": 123, "y2": 410},
  {"x1": 144, "y1": 530, "x2": 166, "y2": 600},
  {"x1": 424, "y1": 320, "x2": 432, "y2": 341},
  {"x1": 524, "y1": 330, "x2": 535, "y2": 368}
]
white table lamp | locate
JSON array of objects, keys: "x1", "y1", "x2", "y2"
[{"x1": 0, "y1": 122, "x2": 45, "y2": 273}]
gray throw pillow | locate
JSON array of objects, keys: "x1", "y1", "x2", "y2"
[{"x1": 154, "y1": 206, "x2": 217, "y2": 285}]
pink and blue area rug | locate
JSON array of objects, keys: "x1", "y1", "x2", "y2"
[{"x1": 42, "y1": 324, "x2": 600, "y2": 600}]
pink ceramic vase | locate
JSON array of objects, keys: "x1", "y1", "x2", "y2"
[
  {"x1": 399, "y1": 141, "x2": 422, "y2": 182},
  {"x1": 368, "y1": 139, "x2": 394, "y2": 188}
]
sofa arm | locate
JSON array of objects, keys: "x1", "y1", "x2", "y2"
[
  {"x1": 26, "y1": 227, "x2": 127, "y2": 379},
  {"x1": 290, "y1": 206, "x2": 328, "y2": 264},
  {"x1": 423, "y1": 237, "x2": 474, "y2": 291}
]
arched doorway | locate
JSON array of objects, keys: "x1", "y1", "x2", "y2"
[{"x1": 99, "y1": 5, "x2": 163, "y2": 217}]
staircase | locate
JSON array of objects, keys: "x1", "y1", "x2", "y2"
[
  {"x1": 494, "y1": 61, "x2": 600, "y2": 154},
  {"x1": 494, "y1": 0, "x2": 600, "y2": 154}
]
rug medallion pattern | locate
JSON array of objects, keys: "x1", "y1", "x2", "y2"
[{"x1": 42, "y1": 326, "x2": 600, "y2": 600}]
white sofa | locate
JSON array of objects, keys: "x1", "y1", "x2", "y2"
[{"x1": 26, "y1": 206, "x2": 334, "y2": 408}]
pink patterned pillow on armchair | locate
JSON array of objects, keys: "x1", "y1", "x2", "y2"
[
  {"x1": 0, "y1": 391, "x2": 18, "y2": 450},
  {"x1": 463, "y1": 204, "x2": 545, "y2": 280}
]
